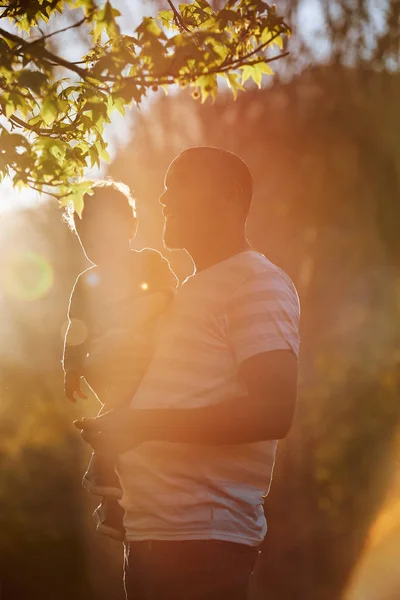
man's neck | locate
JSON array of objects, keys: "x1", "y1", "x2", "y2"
[{"x1": 189, "y1": 236, "x2": 251, "y2": 272}]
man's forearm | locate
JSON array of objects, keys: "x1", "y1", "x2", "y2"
[{"x1": 131, "y1": 396, "x2": 287, "y2": 447}]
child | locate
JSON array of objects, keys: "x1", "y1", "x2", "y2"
[{"x1": 62, "y1": 180, "x2": 177, "y2": 541}]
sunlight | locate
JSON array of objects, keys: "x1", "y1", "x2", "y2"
[
  {"x1": 345, "y1": 432, "x2": 400, "y2": 600},
  {"x1": 0, "y1": 180, "x2": 43, "y2": 215}
]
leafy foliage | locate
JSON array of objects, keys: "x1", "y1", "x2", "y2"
[{"x1": 0, "y1": 0, "x2": 289, "y2": 212}]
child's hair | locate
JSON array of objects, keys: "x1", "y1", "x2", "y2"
[{"x1": 63, "y1": 179, "x2": 137, "y2": 234}]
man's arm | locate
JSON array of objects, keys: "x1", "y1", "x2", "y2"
[
  {"x1": 75, "y1": 350, "x2": 297, "y2": 453},
  {"x1": 76, "y1": 266, "x2": 300, "y2": 452},
  {"x1": 135, "y1": 349, "x2": 297, "y2": 443}
]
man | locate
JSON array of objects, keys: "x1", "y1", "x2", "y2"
[{"x1": 76, "y1": 146, "x2": 300, "y2": 600}]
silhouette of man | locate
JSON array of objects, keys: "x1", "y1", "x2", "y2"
[{"x1": 76, "y1": 146, "x2": 300, "y2": 600}]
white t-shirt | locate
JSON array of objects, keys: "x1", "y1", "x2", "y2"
[{"x1": 117, "y1": 250, "x2": 300, "y2": 546}]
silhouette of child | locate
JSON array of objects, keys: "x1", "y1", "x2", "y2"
[{"x1": 62, "y1": 180, "x2": 177, "y2": 540}]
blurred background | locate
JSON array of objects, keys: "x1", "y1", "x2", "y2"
[{"x1": 1, "y1": 1, "x2": 400, "y2": 599}]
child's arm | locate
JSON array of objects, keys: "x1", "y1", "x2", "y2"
[{"x1": 62, "y1": 274, "x2": 89, "y2": 402}]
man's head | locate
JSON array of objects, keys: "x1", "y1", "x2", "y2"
[
  {"x1": 66, "y1": 180, "x2": 137, "y2": 266},
  {"x1": 160, "y1": 147, "x2": 253, "y2": 251}
]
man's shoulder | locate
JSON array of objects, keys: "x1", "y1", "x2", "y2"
[
  {"x1": 230, "y1": 252, "x2": 300, "y2": 310},
  {"x1": 229, "y1": 251, "x2": 294, "y2": 288}
]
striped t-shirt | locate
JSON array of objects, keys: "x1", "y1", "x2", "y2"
[{"x1": 117, "y1": 250, "x2": 300, "y2": 546}]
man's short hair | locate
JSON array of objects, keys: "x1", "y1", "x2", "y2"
[
  {"x1": 63, "y1": 179, "x2": 136, "y2": 233},
  {"x1": 177, "y1": 146, "x2": 253, "y2": 215}
]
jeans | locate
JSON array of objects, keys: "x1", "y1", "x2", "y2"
[{"x1": 124, "y1": 539, "x2": 260, "y2": 600}]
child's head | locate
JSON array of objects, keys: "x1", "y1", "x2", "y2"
[{"x1": 64, "y1": 180, "x2": 137, "y2": 266}]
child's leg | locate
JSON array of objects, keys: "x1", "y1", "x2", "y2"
[
  {"x1": 82, "y1": 446, "x2": 126, "y2": 541},
  {"x1": 83, "y1": 451, "x2": 122, "y2": 498},
  {"x1": 82, "y1": 406, "x2": 127, "y2": 540},
  {"x1": 93, "y1": 498, "x2": 126, "y2": 542}
]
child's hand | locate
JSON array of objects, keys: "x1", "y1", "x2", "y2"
[{"x1": 64, "y1": 369, "x2": 88, "y2": 403}]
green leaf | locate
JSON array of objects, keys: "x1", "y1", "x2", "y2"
[
  {"x1": 194, "y1": 74, "x2": 218, "y2": 103},
  {"x1": 5, "y1": 101, "x2": 15, "y2": 119},
  {"x1": 225, "y1": 72, "x2": 244, "y2": 99},
  {"x1": 261, "y1": 27, "x2": 272, "y2": 45},
  {"x1": 157, "y1": 10, "x2": 175, "y2": 30},
  {"x1": 14, "y1": 178, "x2": 27, "y2": 191},
  {"x1": 0, "y1": 0, "x2": 288, "y2": 200},
  {"x1": 218, "y1": 8, "x2": 240, "y2": 28},
  {"x1": 114, "y1": 98, "x2": 125, "y2": 116},
  {"x1": 88, "y1": 146, "x2": 100, "y2": 169},
  {"x1": 241, "y1": 65, "x2": 254, "y2": 85},
  {"x1": 240, "y1": 62, "x2": 273, "y2": 88},
  {"x1": 41, "y1": 98, "x2": 58, "y2": 126},
  {"x1": 262, "y1": 27, "x2": 284, "y2": 49},
  {"x1": 60, "y1": 180, "x2": 94, "y2": 217},
  {"x1": 92, "y1": 1, "x2": 121, "y2": 40},
  {"x1": 28, "y1": 114, "x2": 44, "y2": 127},
  {"x1": 73, "y1": 193, "x2": 85, "y2": 219},
  {"x1": 106, "y1": 96, "x2": 125, "y2": 117},
  {"x1": 137, "y1": 17, "x2": 164, "y2": 39},
  {"x1": 49, "y1": 140, "x2": 68, "y2": 162},
  {"x1": 18, "y1": 70, "x2": 47, "y2": 94},
  {"x1": 94, "y1": 140, "x2": 111, "y2": 162},
  {"x1": 7, "y1": 91, "x2": 31, "y2": 118}
]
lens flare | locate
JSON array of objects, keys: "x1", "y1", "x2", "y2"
[
  {"x1": 1, "y1": 251, "x2": 54, "y2": 301},
  {"x1": 85, "y1": 271, "x2": 100, "y2": 287},
  {"x1": 140, "y1": 282, "x2": 149, "y2": 291}
]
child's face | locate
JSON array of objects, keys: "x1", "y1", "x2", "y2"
[{"x1": 77, "y1": 203, "x2": 136, "y2": 265}]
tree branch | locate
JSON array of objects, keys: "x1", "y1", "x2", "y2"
[
  {"x1": 29, "y1": 16, "x2": 88, "y2": 45},
  {"x1": 167, "y1": 0, "x2": 191, "y2": 33},
  {"x1": 0, "y1": 27, "x2": 97, "y2": 84},
  {"x1": 219, "y1": 51, "x2": 290, "y2": 75},
  {"x1": 228, "y1": 30, "x2": 285, "y2": 68},
  {"x1": 4, "y1": 111, "x2": 75, "y2": 137}
]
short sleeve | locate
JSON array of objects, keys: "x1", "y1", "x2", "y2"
[
  {"x1": 140, "y1": 248, "x2": 178, "y2": 294},
  {"x1": 227, "y1": 269, "x2": 300, "y2": 365}
]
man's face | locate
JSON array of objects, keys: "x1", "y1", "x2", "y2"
[{"x1": 160, "y1": 158, "x2": 216, "y2": 251}]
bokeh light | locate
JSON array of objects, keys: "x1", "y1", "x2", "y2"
[
  {"x1": 0, "y1": 251, "x2": 54, "y2": 301},
  {"x1": 85, "y1": 271, "x2": 100, "y2": 287}
]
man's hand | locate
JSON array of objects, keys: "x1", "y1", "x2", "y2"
[
  {"x1": 64, "y1": 369, "x2": 87, "y2": 403},
  {"x1": 73, "y1": 350, "x2": 298, "y2": 450},
  {"x1": 74, "y1": 409, "x2": 142, "y2": 455}
]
